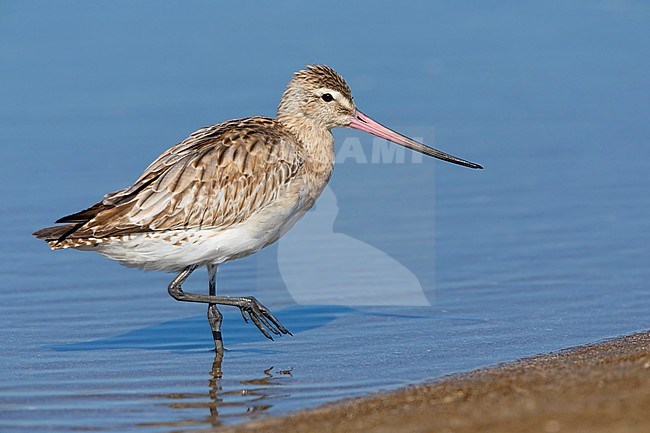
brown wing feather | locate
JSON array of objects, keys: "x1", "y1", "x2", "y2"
[{"x1": 37, "y1": 117, "x2": 304, "y2": 242}]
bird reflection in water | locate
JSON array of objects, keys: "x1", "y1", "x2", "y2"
[{"x1": 146, "y1": 352, "x2": 294, "y2": 429}]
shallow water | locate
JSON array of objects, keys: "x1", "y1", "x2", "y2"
[{"x1": 2, "y1": 1, "x2": 650, "y2": 432}]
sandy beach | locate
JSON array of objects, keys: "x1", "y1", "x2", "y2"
[{"x1": 218, "y1": 331, "x2": 650, "y2": 433}]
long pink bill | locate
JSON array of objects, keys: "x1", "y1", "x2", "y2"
[{"x1": 348, "y1": 109, "x2": 483, "y2": 169}]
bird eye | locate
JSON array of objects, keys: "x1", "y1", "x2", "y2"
[{"x1": 321, "y1": 93, "x2": 334, "y2": 102}]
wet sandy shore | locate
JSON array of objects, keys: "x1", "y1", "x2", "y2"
[{"x1": 218, "y1": 331, "x2": 650, "y2": 433}]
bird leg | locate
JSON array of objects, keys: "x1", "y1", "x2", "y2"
[
  {"x1": 167, "y1": 265, "x2": 291, "y2": 341},
  {"x1": 207, "y1": 264, "x2": 224, "y2": 354}
]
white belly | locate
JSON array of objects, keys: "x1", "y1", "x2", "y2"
[{"x1": 89, "y1": 193, "x2": 313, "y2": 272}]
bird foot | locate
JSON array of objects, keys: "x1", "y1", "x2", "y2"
[{"x1": 237, "y1": 297, "x2": 292, "y2": 340}]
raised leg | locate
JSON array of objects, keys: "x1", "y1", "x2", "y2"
[
  {"x1": 207, "y1": 264, "x2": 224, "y2": 354},
  {"x1": 168, "y1": 265, "x2": 291, "y2": 340}
]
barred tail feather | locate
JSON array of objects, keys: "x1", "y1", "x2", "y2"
[{"x1": 33, "y1": 224, "x2": 81, "y2": 249}]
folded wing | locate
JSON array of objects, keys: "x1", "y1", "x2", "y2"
[{"x1": 34, "y1": 117, "x2": 304, "y2": 244}]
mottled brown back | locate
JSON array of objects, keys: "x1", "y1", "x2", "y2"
[{"x1": 34, "y1": 117, "x2": 304, "y2": 243}]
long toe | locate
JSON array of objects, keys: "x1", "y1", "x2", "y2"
[
  {"x1": 260, "y1": 307, "x2": 291, "y2": 335},
  {"x1": 239, "y1": 297, "x2": 291, "y2": 338}
]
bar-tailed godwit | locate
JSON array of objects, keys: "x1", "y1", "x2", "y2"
[{"x1": 34, "y1": 65, "x2": 482, "y2": 353}]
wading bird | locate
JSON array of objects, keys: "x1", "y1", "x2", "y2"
[{"x1": 34, "y1": 65, "x2": 482, "y2": 353}]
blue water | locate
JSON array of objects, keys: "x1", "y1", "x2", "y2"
[{"x1": 2, "y1": 1, "x2": 649, "y2": 431}]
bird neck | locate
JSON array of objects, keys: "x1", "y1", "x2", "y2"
[{"x1": 277, "y1": 112, "x2": 335, "y2": 169}]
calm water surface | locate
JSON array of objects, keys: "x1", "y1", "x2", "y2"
[{"x1": 1, "y1": 1, "x2": 649, "y2": 431}]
